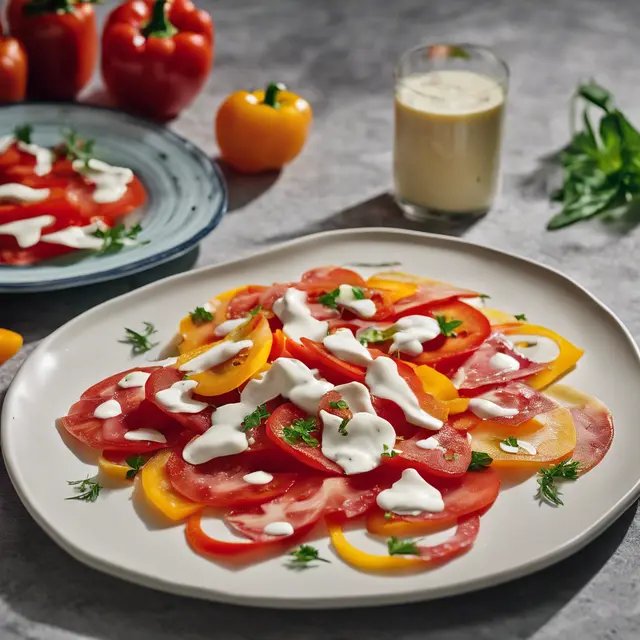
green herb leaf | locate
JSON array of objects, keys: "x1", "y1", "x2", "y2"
[
  {"x1": 317, "y1": 288, "x2": 340, "y2": 309},
  {"x1": 501, "y1": 436, "x2": 519, "y2": 448},
  {"x1": 287, "y1": 545, "x2": 330, "y2": 568},
  {"x1": 190, "y1": 306, "x2": 214, "y2": 325},
  {"x1": 477, "y1": 293, "x2": 491, "y2": 300},
  {"x1": 358, "y1": 326, "x2": 396, "y2": 346},
  {"x1": 514, "y1": 313, "x2": 528, "y2": 321},
  {"x1": 241, "y1": 404, "x2": 270, "y2": 432},
  {"x1": 338, "y1": 417, "x2": 349, "y2": 436},
  {"x1": 351, "y1": 287, "x2": 366, "y2": 300},
  {"x1": 435, "y1": 315, "x2": 463, "y2": 338},
  {"x1": 14, "y1": 124, "x2": 32, "y2": 144},
  {"x1": 468, "y1": 451, "x2": 493, "y2": 471},
  {"x1": 125, "y1": 455, "x2": 147, "y2": 479},
  {"x1": 387, "y1": 536, "x2": 420, "y2": 556},
  {"x1": 537, "y1": 458, "x2": 581, "y2": 506},
  {"x1": 381, "y1": 444, "x2": 397, "y2": 458},
  {"x1": 282, "y1": 416, "x2": 319, "y2": 447},
  {"x1": 59, "y1": 128, "x2": 95, "y2": 164},
  {"x1": 383, "y1": 511, "x2": 393, "y2": 520},
  {"x1": 329, "y1": 400, "x2": 348, "y2": 410},
  {"x1": 120, "y1": 321, "x2": 158, "y2": 355},
  {"x1": 248, "y1": 304, "x2": 262, "y2": 317},
  {"x1": 66, "y1": 476, "x2": 102, "y2": 502},
  {"x1": 93, "y1": 223, "x2": 148, "y2": 255}
]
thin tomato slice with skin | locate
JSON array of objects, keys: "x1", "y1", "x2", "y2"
[
  {"x1": 164, "y1": 450, "x2": 297, "y2": 508},
  {"x1": 226, "y1": 285, "x2": 268, "y2": 318},
  {"x1": 80, "y1": 366, "x2": 160, "y2": 399},
  {"x1": 383, "y1": 426, "x2": 471, "y2": 478},
  {"x1": 366, "y1": 468, "x2": 500, "y2": 535},
  {"x1": 298, "y1": 266, "x2": 366, "y2": 292},
  {"x1": 266, "y1": 403, "x2": 343, "y2": 474},
  {"x1": 268, "y1": 329, "x2": 287, "y2": 361}
]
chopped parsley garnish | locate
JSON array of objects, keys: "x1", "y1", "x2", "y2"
[
  {"x1": 248, "y1": 304, "x2": 262, "y2": 317},
  {"x1": 317, "y1": 288, "x2": 340, "y2": 309},
  {"x1": 241, "y1": 404, "x2": 270, "y2": 432},
  {"x1": 120, "y1": 321, "x2": 158, "y2": 355},
  {"x1": 93, "y1": 223, "x2": 148, "y2": 255},
  {"x1": 381, "y1": 444, "x2": 397, "y2": 458},
  {"x1": 358, "y1": 326, "x2": 395, "y2": 346},
  {"x1": 501, "y1": 436, "x2": 519, "y2": 449},
  {"x1": 351, "y1": 287, "x2": 366, "y2": 300},
  {"x1": 125, "y1": 455, "x2": 147, "y2": 479},
  {"x1": 435, "y1": 315, "x2": 463, "y2": 338},
  {"x1": 14, "y1": 124, "x2": 32, "y2": 144},
  {"x1": 477, "y1": 293, "x2": 491, "y2": 300},
  {"x1": 338, "y1": 417, "x2": 349, "y2": 436},
  {"x1": 329, "y1": 400, "x2": 348, "y2": 410},
  {"x1": 383, "y1": 512, "x2": 393, "y2": 520},
  {"x1": 537, "y1": 458, "x2": 581, "y2": 506},
  {"x1": 514, "y1": 313, "x2": 528, "y2": 321},
  {"x1": 66, "y1": 477, "x2": 102, "y2": 502},
  {"x1": 287, "y1": 545, "x2": 330, "y2": 568},
  {"x1": 387, "y1": 537, "x2": 420, "y2": 556},
  {"x1": 189, "y1": 306, "x2": 213, "y2": 325},
  {"x1": 282, "y1": 416, "x2": 319, "y2": 447},
  {"x1": 468, "y1": 451, "x2": 493, "y2": 471},
  {"x1": 59, "y1": 128, "x2": 95, "y2": 165}
]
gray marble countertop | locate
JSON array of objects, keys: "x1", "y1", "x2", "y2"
[{"x1": 2, "y1": 0, "x2": 640, "y2": 637}]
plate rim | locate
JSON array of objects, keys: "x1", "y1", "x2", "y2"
[
  {"x1": 3, "y1": 227, "x2": 640, "y2": 609},
  {"x1": 0, "y1": 102, "x2": 228, "y2": 293}
]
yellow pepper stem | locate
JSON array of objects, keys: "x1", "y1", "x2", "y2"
[{"x1": 263, "y1": 82, "x2": 285, "y2": 108}]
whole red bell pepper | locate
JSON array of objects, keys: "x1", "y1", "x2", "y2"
[
  {"x1": 102, "y1": 0, "x2": 214, "y2": 120},
  {"x1": 6, "y1": 0, "x2": 98, "y2": 101},
  {"x1": 0, "y1": 19, "x2": 27, "y2": 103}
]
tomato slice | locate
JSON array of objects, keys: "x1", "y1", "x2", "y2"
[
  {"x1": 164, "y1": 450, "x2": 297, "y2": 508},
  {"x1": 226, "y1": 285, "x2": 268, "y2": 318},
  {"x1": 80, "y1": 366, "x2": 160, "y2": 399},
  {"x1": 366, "y1": 468, "x2": 500, "y2": 535},
  {"x1": 382, "y1": 426, "x2": 471, "y2": 478},
  {"x1": 298, "y1": 266, "x2": 366, "y2": 292},
  {"x1": 409, "y1": 301, "x2": 490, "y2": 372},
  {"x1": 265, "y1": 403, "x2": 343, "y2": 474},
  {"x1": 177, "y1": 314, "x2": 272, "y2": 396},
  {"x1": 268, "y1": 329, "x2": 287, "y2": 361},
  {"x1": 544, "y1": 384, "x2": 614, "y2": 473}
]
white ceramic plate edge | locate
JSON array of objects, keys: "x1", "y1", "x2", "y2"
[{"x1": 3, "y1": 227, "x2": 640, "y2": 609}]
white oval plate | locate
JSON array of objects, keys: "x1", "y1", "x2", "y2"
[{"x1": 3, "y1": 228, "x2": 639, "y2": 609}]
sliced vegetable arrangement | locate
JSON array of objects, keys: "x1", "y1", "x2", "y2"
[
  {"x1": 58, "y1": 266, "x2": 614, "y2": 572},
  {"x1": 0, "y1": 126, "x2": 147, "y2": 265}
]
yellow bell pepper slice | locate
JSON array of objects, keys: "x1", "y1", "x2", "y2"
[
  {"x1": 480, "y1": 308, "x2": 521, "y2": 326},
  {"x1": 327, "y1": 520, "x2": 421, "y2": 571},
  {"x1": 365, "y1": 277, "x2": 418, "y2": 304},
  {"x1": 371, "y1": 271, "x2": 450, "y2": 286},
  {"x1": 140, "y1": 450, "x2": 204, "y2": 521},
  {"x1": 177, "y1": 314, "x2": 272, "y2": 396},
  {"x1": 413, "y1": 364, "x2": 459, "y2": 401},
  {"x1": 501, "y1": 324, "x2": 584, "y2": 390},
  {"x1": 98, "y1": 455, "x2": 132, "y2": 481},
  {"x1": 0, "y1": 328, "x2": 23, "y2": 364},
  {"x1": 443, "y1": 397, "x2": 470, "y2": 415}
]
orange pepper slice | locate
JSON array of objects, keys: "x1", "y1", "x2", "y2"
[
  {"x1": 0, "y1": 328, "x2": 22, "y2": 363},
  {"x1": 365, "y1": 277, "x2": 418, "y2": 304}
]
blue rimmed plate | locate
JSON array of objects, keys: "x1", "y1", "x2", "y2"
[{"x1": 0, "y1": 103, "x2": 227, "y2": 292}]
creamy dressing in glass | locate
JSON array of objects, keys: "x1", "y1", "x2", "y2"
[
  {"x1": 376, "y1": 468, "x2": 445, "y2": 515},
  {"x1": 179, "y1": 339, "x2": 253, "y2": 375},
  {"x1": 505, "y1": 334, "x2": 560, "y2": 363},
  {"x1": 124, "y1": 428, "x2": 167, "y2": 444},
  {"x1": 273, "y1": 288, "x2": 329, "y2": 342},
  {"x1": 93, "y1": 399, "x2": 122, "y2": 419},
  {"x1": 0, "y1": 183, "x2": 50, "y2": 203},
  {"x1": 389, "y1": 315, "x2": 441, "y2": 356},
  {"x1": 323, "y1": 329, "x2": 373, "y2": 366},
  {"x1": 335, "y1": 284, "x2": 376, "y2": 318},
  {"x1": 489, "y1": 352, "x2": 520, "y2": 372},
  {"x1": 242, "y1": 471, "x2": 274, "y2": 485},
  {"x1": 117, "y1": 371, "x2": 151, "y2": 389},
  {"x1": 73, "y1": 158, "x2": 133, "y2": 203},
  {"x1": 155, "y1": 380, "x2": 209, "y2": 413},
  {"x1": 213, "y1": 317, "x2": 247, "y2": 337},
  {"x1": 468, "y1": 397, "x2": 518, "y2": 419},
  {"x1": 0, "y1": 215, "x2": 55, "y2": 248}
]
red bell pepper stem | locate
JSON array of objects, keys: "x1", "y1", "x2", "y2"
[
  {"x1": 263, "y1": 82, "x2": 285, "y2": 109},
  {"x1": 141, "y1": 0, "x2": 177, "y2": 39}
]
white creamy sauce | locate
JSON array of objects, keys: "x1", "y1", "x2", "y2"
[
  {"x1": 40, "y1": 222, "x2": 106, "y2": 250},
  {"x1": 489, "y1": 352, "x2": 521, "y2": 372},
  {"x1": 335, "y1": 284, "x2": 376, "y2": 318},
  {"x1": 464, "y1": 297, "x2": 486, "y2": 309},
  {"x1": 0, "y1": 215, "x2": 55, "y2": 248},
  {"x1": 450, "y1": 367, "x2": 465, "y2": 389},
  {"x1": 93, "y1": 399, "x2": 122, "y2": 419},
  {"x1": 415, "y1": 436, "x2": 445, "y2": 452},
  {"x1": 155, "y1": 380, "x2": 209, "y2": 414},
  {"x1": 376, "y1": 468, "x2": 445, "y2": 515},
  {"x1": 365, "y1": 356, "x2": 443, "y2": 430},
  {"x1": 203, "y1": 301, "x2": 214, "y2": 313},
  {"x1": 505, "y1": 334, "x2": 560, "y2": 364},
  {"x1": 334, "y1": 381, "x2": 377, "y2": 415},
  {"x1": 213, "y1": 317, "x2": 247, "y2": 337},
  {"x1": 150, "y1": 356, "x2": 179, "y2": 367},
  {"x1": 499, "y1": 438, "x2": 537, "y2": 455},
  {"x1": 117, "y1": 371, "x2": 151, "y2": 389},
  {"x1": 17, "y1": 141, "x2": 54, "y2": 176},
  {"x1": 73, "y1": 158, "x2": 133, "y2": 203},
  {"x1": 123, "y1": 428, "x2": 167, "y2": 444},
  {"x1": 0, "y1": 183, "x2": 50, "y2": 203},
  {"x1": 179, "y1": 339, "x2": 253, "y2": 375},
  {"x1": 273, "y1": 287, "x2": 328, "y2": 342},
  {"x1": 242, "y1": 471, "x2": 273, "y2": 485},
  {"x1": 389, "y1": 315, "x2": 441, "y2": 356},
  {"x1": 0, "y1": 135, "x2": 14, "y2": 154},
  {"x1": 320, "y1": 410, "x2": 396, "y2": 475},
  {"x1": 263, "y1": 521, "x2": 294, "y2": 536},
  {"x1": 247, "y1": 436, "x2": 256, "y2": 446},
  {"x1": 468, "y1": 398, "x2": 519, "y2": 420},
  {"x1": 323, "y1": 329, "x2": 373, "y2": 366}
]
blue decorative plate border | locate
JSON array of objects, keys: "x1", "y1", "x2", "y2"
[{"x1": 0, "y1": 102, "x2": 228, "y2": 292}]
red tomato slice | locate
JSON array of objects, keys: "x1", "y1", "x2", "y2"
[
  {"x1": 69, "y1": 175, "x2": 146, "y2": 221},
  {"x1": 268, "y1": 329, "x2": 287, "y2": 361},
  {"x1": 383, "y1": 426, "x2": 471, "y2": 478},
  {"x1": 569, "y1": 404, "x2": 614, "y2": 473},
  {"x1": 165, "y1": 450, "x2": 297, "y2": 508},
  {"x1": 415, "y1": 514, "x2": 480, "y2": 562},
  {"x1": 367, "y1": 467, "x2": 500, "y2": 534},
  {"x1": 408, "y1": 301, "x2": 491, "y2": 372},
  {"x1": 299, "y1": 266, "x2": 366, "y2": 291},
  {"x1": 145, "y1": 367, "x2": 213, "y2": 434},
  {"x1": 226, "y1": 475, "x2": 380, "y2": 542},
  {"x1": 452, "y1": 334, "x2": 547, "y2": 396},
  {"x1": 80, "y1": 366, "x2": 159, "y2": 398},
  {"x1": 226, "y1": 286, "x2": 268, "y2": 318},
  {"x1": 391, "y1": 282, "x2": 479, "y2": 319},
  {"x1": 265, "y1": 403, "x2": 343, "y2": 474}
]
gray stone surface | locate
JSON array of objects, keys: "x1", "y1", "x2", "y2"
[{"x1": 2, "y1": 0, "x2": 640, "y2": 637}]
